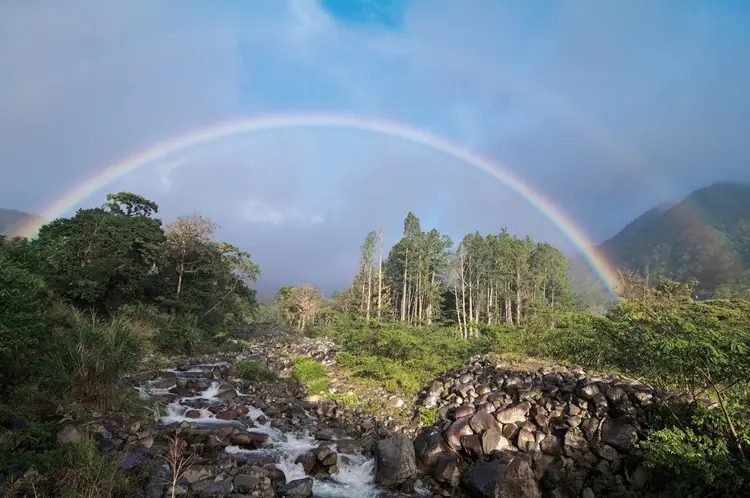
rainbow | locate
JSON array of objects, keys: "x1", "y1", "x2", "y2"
[{"x1": 16, "y1": 113, "x2": 618, "y2": 292}]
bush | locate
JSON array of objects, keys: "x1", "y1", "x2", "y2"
[
  {"x1": 291, "y1": 356, "x2": 326, "y2": 382},
  {"x1": 48, "y1": 307, "x2": 144, "y2": 401},
  {"x1": 0, "y1": 256, "x2": 48, "y2": 387},
  {"x1": 231, "y1": 359, "x2": 276, "y2": 382},
  {"x1": 418, "y1": 406, "x2": 439, "y2": 426},
  {"x1": 631, "y1": 400, "x2": 750, "y2": 498}
]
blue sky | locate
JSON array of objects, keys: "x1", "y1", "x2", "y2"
[{"x1": 0, "y1": 0, "x2": 748, "y2": 298}]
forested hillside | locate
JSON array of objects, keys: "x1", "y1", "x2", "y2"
[{"x1": 600, "y1": 182, "x2": 750, "y2": 298}]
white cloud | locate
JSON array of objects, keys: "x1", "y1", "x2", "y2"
[{"x1": 243, "y1": 199, "x2": 324, "y2": 226}]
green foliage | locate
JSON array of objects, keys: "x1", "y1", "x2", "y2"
[
  {"x1": 0, "y1": 254, "x2": 48, "y2": 386},
  {"x1": 48, "y1": 307, "x2": 145, "y2": 400},
  {"x1": 55, "y1": 438, "x2": 129, "y2": 498},
  {"x1": 291, "y1": 356, "x2": 326, "y2": 382},
  {"x1": 634, "y1": 401, "x2": 750, "y2": 498},
  {"x1": 601, "y1": 182, "x2": 750, "y2": 298},
  {"x1": 418, "y1": 406, "x2": 439, "y2": 426},
  {"x1": 231, "y1": 359, "x2": 276, "y2": 382}
]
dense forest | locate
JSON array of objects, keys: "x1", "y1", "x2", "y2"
[
  {"x1": 579, "y1": 182, "x2": 750, "y2": 303},
  {"x1": 1, "y1": 191, "x2": 749, "y2": 497}
]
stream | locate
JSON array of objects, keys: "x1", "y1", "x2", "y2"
[{"x1": 137, "y1": 362, "x2": 425, "y2": 498}]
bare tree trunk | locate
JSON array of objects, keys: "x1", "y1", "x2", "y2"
[
  {"x1": 177, "y1": 259, "x2": 184, "y2": 296},
  {"x1": 487, "y1": 285, "x2": 492, "y2": 326},
  {"x1": 460, "y1": 262, "x2": 468, "y2": 339},
  {"x1": 377, "y1": 224, "x2": 383, "y2": 318},
  {"x1": 453, "y1": 281, "x2": 463, "y2": 338},
  {"x1": 505, "y1": 282, "x2": 513, "y2": 324},
  {"x1": 361, "y1": 279, "x2": 366, "y2": 315},
  {"x1": 515, "y1": 265, "x2": 522, "y2": 325},
  {"x1": 401, "y1": 249, "x2": 409, "y2": 322},
  {"x1": 366, "y1": 258, "x2": 372, "y2": 320}
]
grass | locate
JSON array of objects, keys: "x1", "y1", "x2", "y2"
[
  {"x1": 291, "y1": 356, "x2": 326, "y2": 382},
  {"x1": 231, "y1": 359, "x2": 277, "y2": 382},
  {"x1": 307, "y1": 378, "x2": 331, "y2": 394}
]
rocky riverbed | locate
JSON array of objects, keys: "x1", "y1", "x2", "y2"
[{"x1": 23, "y1": 338, "x2": 664, "y2": 498}]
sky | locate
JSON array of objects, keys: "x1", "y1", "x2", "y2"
[{"x1": 1, "y1": 0, "x2": 749, "y2": 300}]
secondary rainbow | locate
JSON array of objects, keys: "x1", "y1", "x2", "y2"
[{"x1": 17, "y1": 113, "x2": 619, "y2": 292}]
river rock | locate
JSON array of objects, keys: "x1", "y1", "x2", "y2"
[
  {"x1": 470, "y1": 410, "x2": 502, "y2": 433},
  {"x1": 374, "y1": 434, "x2": 417, "y2": 487},
  {"x1": 280, "y1": 477, "x2": 314, "y2": 498},
  {"x1": 413, "y1": 427, "x2": 448, "y2": 466},
  {"x1": 482, "y1": 428, "x2": 510, "y2": 454},
  {"x1": 434, "y1": 452, "x2": 460, "y2": 487}
]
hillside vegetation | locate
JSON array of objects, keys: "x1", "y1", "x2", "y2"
[
  {"x1": 601, "y1": 182, "x2": 750, "y2": 298},
  {"x1": 1, "y1": 191, "x2": 748, "y2": 497}
]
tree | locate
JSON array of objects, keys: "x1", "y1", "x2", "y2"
[
  {"x1": 33, "y1": 193, "x2": 165, "y2": 310},
  {"x1": 164, "y1": 213, "x2": 218, "y2": 296}
]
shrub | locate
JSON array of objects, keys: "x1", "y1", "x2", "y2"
[
  {"x1": 418, "y1": 406, "x2": 439, "y2": 426},
  {"x1": 48, "y1": 308, "x2": 144, "y2": 401},
  {"x1": 291, "y1": 356, "x2": 326, "y2": 382},
  {"x1": 231, "y1": 359, "x2": 276, "y2": 382},
  {"x1": 0, "y1": 256, "x2": 48, "y2": 387}
]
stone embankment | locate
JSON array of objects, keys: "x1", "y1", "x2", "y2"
[{"x1": 409, "y1": 355, "x2": 655, "y2": 497}]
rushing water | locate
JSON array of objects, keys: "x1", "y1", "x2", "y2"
[{"x1": 138, "y1": 368, "x2": 397, "y2": 498}]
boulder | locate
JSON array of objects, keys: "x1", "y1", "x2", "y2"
[
  {"x1": 374, "y1": 434, "x2": 417, "y2": 487},
  {"x1": 462, "y1": 457, "x2": 541, "y2": 498},
  {"x1": 482, "y1": 428, "x2": 510, "y2": 454},
  {"x1": 413, "y1": 427, "x2": 448, "y2": 466},
  {"x1": 600, "y1": 418, "x2": 637, "y2": 452},
  {"x1": 280, "y1": 477, "x2": 314, "y2": 498},
  {"x1": 434, "y1": 452, "x2": 460, "y2": 487},
  {"x1": 445, "y1": 415, "x2": 474, "y2": 451},
  {"x1": 470, "y1": 410, "x2": 502, "y2": 433},
  {"x1": 496, "y1": 402, "x2": 531, "y2": 424}
]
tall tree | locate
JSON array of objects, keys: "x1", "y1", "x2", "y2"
[{"x1": 164, "y1": 213, "x2": 218, "y2": 297}]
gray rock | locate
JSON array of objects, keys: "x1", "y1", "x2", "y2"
[
  {"x1": 57, "y1": 424, "x2": 81, "y2": 445},
  {"x1": 470, "y1": 410, "x2": 502, "y2": 433},
  {"x1": 374, "y1": 434, "x2": 417, "y2": 487},
  {"x1": 496, "y1": 401, "x2": 532, "y2": 424},
  {"x1": 600, "y1": 418, "x2": 637, "y2": 451},
  {"x1": 413, "y1": 426, "x2": 448, "y2": 466},
  {"x1": 280, "y1": 477, "x2": 314, "y2": 498},
  {"x1": 201, "y1": 479, "x2": 234, "y2": 497},
  {"x1": 482, "y1": 428, "x2": 510, "y2": 454},
  {"x1": 233, "y1": 474, "x2": 259, "y2": 493},
  {"x1": 462, "y1": 457, "x2": 541, "y2": 498}
]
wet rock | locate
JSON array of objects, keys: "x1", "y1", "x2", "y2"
[
  {"x1": 120, "y1": 447, "x2": 150, "y2": 469},
  {"x1": 335, "y1": 438, "x2": 361, "y2": 454},
  {"x1": 294, "y1": 452, "x2": 316, "y2": 474},
  {"x1": 280, "y1": 477, "x2": 314, "y2": 498},
  {"x1": 201, "y1": 479, "x2": 233, "y2": 497},
  {"x1": 462, "y1": 457, "x2": 541, "y2": 498},
  {"x1": 186, "y1": 410, "x2": 202, "y2": 419},
  {"x1": 374, "y1": 434, "x2": 417, "y2": 487},
  {"x1": 233, "y1": 474, "x2": 259, "y2": 493},
  {"x1": 229, "y1": 432, "x2": 268, "y2": 448}
]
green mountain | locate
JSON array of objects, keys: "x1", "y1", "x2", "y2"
[
  {"x1": 0, "y1": 208, "x2": 41, "y2": 236},
  {"x1": 571, "y1": 182, "x2": 750, "y2": 306}
]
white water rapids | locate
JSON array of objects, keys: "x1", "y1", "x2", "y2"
[{"x1": 137, "y1": 366, "x2": 423, "y2": 498}]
